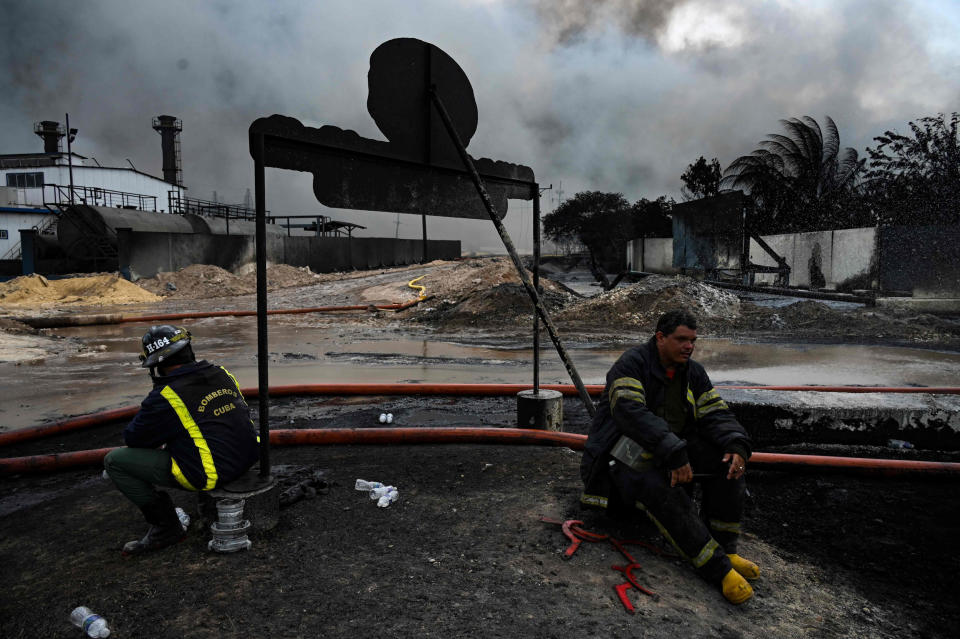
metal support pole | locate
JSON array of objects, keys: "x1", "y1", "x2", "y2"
[
  {"x1": 65, "y1": 113, "x2": 75, "y2": 205},
  {"x1": 422, "y1": 214, "x2": 428, "y2": 263},
  {"x1": 533, "y1": 189, "x2": 541, "y2": 393},
  {"x1": 429, "y1": 88, "x2": 595, "y2": 418},
  {"x1": 253, "y1": 134, "x2": 271, "y2": 477}
]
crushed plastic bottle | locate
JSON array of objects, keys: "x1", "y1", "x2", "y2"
[
  {"x1": 356, "y1": 479, "x2": 398, "y2": 506},
  {"x1": 355, "y1": 479, "x2": 383, "y2": 493},
  {"x1": 377, "y1": 487, "x2": 399, "y2": 508},
  {"x1": 386, "y1": 413, "x2": 394, "y2": 424},
  {"x1": 379, "y1": 413, "x2": 387, "y2": 423},
  {"x1": 175, "y1": 506, "x2": 190, "y2": 531},
  {"x1": 70, "y1": 606, "x2": 110, "y2": 638},
  {"x1": 887, "y1": 439, "x2": 914, "y2": 449}
]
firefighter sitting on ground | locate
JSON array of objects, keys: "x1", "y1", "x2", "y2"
[
  {"x1": 104, "y1": 325, "x2": 259, "y2": 555},
  {"x1": 581, "y1": 309, "x2": 759, "y2": 604}
]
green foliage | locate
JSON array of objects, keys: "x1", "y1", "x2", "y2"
[
  {"x1": 542, "y1": 191, "x2": 632, "y2": 252},
  {"x1": 681, "y1": 156, "x2": 722, "y2": 200},
  {"x1": 865, "y1": 112, "x2": 960, "y2": 226},
  {"x1": 631, "y1": 196, "x2": 674, "y2": 237},
  {"x1": 721, "y1": 116, "x2": 865, "y2": 232}
]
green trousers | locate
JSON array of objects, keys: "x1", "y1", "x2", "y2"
[{"x1": 104, "y1": 447, "x2": 181, "y2": 507}]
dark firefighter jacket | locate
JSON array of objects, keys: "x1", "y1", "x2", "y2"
[
  {"x1": 123, "y1": 360, "x2": 259, "y2": 491},
  {"x1": 580, "y1": 337, "x2": 751, "y2": 510}
]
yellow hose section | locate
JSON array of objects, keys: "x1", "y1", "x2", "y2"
[{"x1": 408, "y1": 275, "x2": 427, "y2": 299}]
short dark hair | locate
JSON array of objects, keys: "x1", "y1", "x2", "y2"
[{"x1": 655, "y1": 309, "x2": 697, "y2": 336}]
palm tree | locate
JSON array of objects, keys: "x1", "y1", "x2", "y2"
[{"x1": 721, "y1": 116, "x2": 865, "y2": 232}]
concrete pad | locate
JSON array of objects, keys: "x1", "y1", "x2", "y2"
[{"x1": 722, "y1": 388, "x2": 960, "y2": 449}]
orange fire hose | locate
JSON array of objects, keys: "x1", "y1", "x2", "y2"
[
  {"x1": 2, "y1": 382, "x2": 959, "y2": 447},
  {"x1": 2, "y1": 428, "x2": 959, "y2": 478}
]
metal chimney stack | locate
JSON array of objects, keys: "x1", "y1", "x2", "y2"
[
  {"x1": 34, "y1": 120, "x2": 65, "y2": 153},
  {"x1": 152, "y1": 115, "x2": 183, "y2": 186}
]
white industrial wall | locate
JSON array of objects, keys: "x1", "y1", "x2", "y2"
[
  {"x1": 0, "y1": 211, "x2": 53, "y2": 258},
  {"x1": 750, "y1": 227, "x2": 875, "y2": 289},
  {"x1": 0, "y1": 165, "x2": 182, "y2": 211}
]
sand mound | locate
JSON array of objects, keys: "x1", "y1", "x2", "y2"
[
  {"x1": 0, "y1": 274, "x2": 161, "y2": 308},
  {"x1": 234, "y1": 262, "x2": 322, "y2": 289},
  {"x1": 137, "y1": 263, "x2": 322, "y2": 299},
  {"x1": 407, "y1": 258, "x2": 579, "y2": 325},
  {"x1": 555, "y1": 275, "x2": 741, "y2": 330}
]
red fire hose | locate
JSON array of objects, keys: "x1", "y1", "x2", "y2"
[
  {"x1": 2, "y1": 382, "x2": 959, "y2": 447},
  {"x1": 2, "y1": 428, "x2": 959, "y2": 478}
]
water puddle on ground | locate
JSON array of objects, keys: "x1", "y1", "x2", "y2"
[{"x1": 1, "y1": 317, "x2": 959, "y2": 431}]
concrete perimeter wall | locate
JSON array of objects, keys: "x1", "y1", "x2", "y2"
[
  {"x1": 118, "y1": 230, "x2": 460, "y2": 280},
  {"x1": 749, "y1": 227, "x2": 876, "y2": 290},
  {"x1": 627, "y1": 237, "x2": 678, "y2": 274},
  {"x1": 628, "y1": 224, "x2": 960, "y2": 299}
]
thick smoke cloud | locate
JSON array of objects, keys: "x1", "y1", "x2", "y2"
[{"x1": 0, "y1": 0, "x2": 957, "y2": 253}]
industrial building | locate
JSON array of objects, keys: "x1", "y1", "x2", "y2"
[{"x1": 0, "y1": 116, "x2": 458, "y2": 278}]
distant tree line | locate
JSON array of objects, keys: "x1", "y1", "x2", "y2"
[
  {"x1": 721, "y1": 112, "x2": 960, "y2": 233},
  {"x1": 543, "y1": 111, "x2": 960, "y2": 269}
]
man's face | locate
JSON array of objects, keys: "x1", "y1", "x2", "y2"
[{"x1": 656, "y1": 324, "x2": 697, "y2": 368}]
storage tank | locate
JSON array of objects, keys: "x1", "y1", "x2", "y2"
[{"x1": 57, "y1": 204, "x2": 284, "y2": 261}]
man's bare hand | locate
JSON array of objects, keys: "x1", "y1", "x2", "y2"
[
  {"x1": 670, "y1": 463, "x2": 693, "y2": 487},
  {"x1": 723, "y1": 453, "x2": 746, "y2": 480}
]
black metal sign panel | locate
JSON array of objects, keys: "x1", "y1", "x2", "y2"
[{"x1": 249, "y1": 38, "x2": 534, "y2": 219}]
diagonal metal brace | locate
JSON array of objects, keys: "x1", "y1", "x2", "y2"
[{"x1": 429, "y1": 88, "x2": 596, "y2": 418}]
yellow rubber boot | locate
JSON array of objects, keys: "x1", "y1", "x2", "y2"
[
  {"x1": 721, "y1": 569, "x2": 754, "y2": 604},
  {"x1": 727, "y1": 554, "x2": 760, "y2": 580}
]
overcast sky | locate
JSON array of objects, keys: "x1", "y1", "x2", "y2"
[{"x1": 1, "y1": 0, "x2": 958, "y2": 253}]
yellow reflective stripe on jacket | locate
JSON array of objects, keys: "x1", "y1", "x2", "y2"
[
  {"x1": 220, "y1": 366, "x2": 245, "y2": 400},
  {"x1": 169, "y1": 458, "x2": 197, "y2": 491},
  {"x1": 695, "y1": 387, "x2": 729, "y2": 418},
  {"x1": 709, "y1": 519, "x2": 741, "y2": 534},
  {"x1": 609, "y1": 377, "x2": 646, "y2": 412},
  {"x1": 161, "y1": 385, "x2": 218, "y2": 491},
  {"x1": 220, "y1": 366, "x2": 259, "y2": 443},
  {"x1": 580, "y1": 493, "x2": 608, "y2": 508}
]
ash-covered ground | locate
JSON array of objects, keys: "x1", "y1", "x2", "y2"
[{"x1": 1, "y1": 257, "x2": 958, "y2": 638}]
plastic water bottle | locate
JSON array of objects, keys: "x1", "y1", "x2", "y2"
[
  {"x1": 386, "y1": 413, "x2": 394, "y2": 424},
  {"x1": 377, "y1": 487, "x2": 399, "y2": 508},
  {"x1": 887, "y1": 439, "x2": 914, "y2": 449},
  {"x1": 379, "y1": 413, "x2": 387, "y2": 423},
  {"x1": 369, "y1": 485, "x2": 393, "y2": 500},
  {"x1": 355, "y1": 479, "x2": 383, "y2": 493},
  {"x1": 175, "y1": 506, "x2": 190, "y2": 531},
  {"x1": 70, "y1": 607, "x2": 110, "y2": 638}
]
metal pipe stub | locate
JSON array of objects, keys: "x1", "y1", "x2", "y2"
[
  {"x1": 517, "y1": 389, "x2": 564, "y2": 431},
  {"x1": 208, "y1": 499, "x2": 252, "y2": 553}
]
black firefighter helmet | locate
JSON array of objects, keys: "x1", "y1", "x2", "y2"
[{"x1": 140, "y1": 325, "x2": 192, "y2": 368}]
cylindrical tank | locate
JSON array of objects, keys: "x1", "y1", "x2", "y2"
[
  {"x1": 57, "y1": 205, "x2": 204, "y2": 260},
  {"x1": 57, "y1": 205, "x2": 286, "y2": 261}
]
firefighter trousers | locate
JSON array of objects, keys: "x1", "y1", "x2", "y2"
[
  {"x1": 608, "y1": 438, "x2": 746, "y2": 585},
  {"x1": 104, "y1": 447, "x2": 182, "y2": 508}
]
